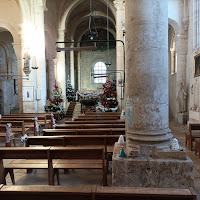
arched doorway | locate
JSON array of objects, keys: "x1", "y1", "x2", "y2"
[{"x1": 0, "y1": 28, "x2": 19, "y2": 114}]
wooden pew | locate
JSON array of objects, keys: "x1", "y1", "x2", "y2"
[
  {"x1": 26, "y1": 135, "x2": 120, "y2": 157},
  {"x1": 0, "y1": 118, "x2": 45, "y2": 136},
  {"x1": 0, "y1": 146, "x2": 106, "y2": 186},
  {"x1": 65, "y1": 120, "x2": 125, "y2": 124},
  {"x1": 3, "y1": 112, "x2": 60, "y2": 124},
  {"x1": 56, "y1": 124, "x2": 125, "y2": 129},
  {"x1": 185, "y1": 124, "x2": 200, "y2": 150},
  {"x1": 74, "y1": 117, "x2": 118, "y2": 121},
  {"x1": 0, "y1": 121, "x2": 28, "y2": 136},
  {"x1": 78, "y1": 115, "x2": 120, "y2": 119},
  {"x1": 43, "y1": 128, "x2": 125, "y2": 136},
  {"x1": 85, "y1": 111, "x2": 121, "y2": 115},
  {"x1": 0, "y1": 185, "x2": 196, "y2": 200}
]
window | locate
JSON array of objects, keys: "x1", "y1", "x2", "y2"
[
  {"x1": 193, "y1": 0, "x2": 200, "y2": 48},
  {"x1": 93, "y1": 61, "x2": 107, "y2": 83}
]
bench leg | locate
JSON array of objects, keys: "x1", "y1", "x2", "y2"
[
  {"x1": 8, "y1": 169, "x2": 15, "y2": 185},
  {"x1": 27, "y1": 169, "x2": 33, "y2": 174},
  {"x1": 64, "y1": 169, "x2": 69, "y2": 174},
  {"x1": 54, "y1": 169, "x2": 60, "y2": 185}
]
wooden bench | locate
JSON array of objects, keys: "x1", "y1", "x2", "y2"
[
  {"x1": 56, "y1": 124, "x2": 125, "y2": 129},
  {"x1": 185, "y1": 124, "x2": 200, "y2": 150},
  {"x1": 0, "y1": 121, "x2": 28, "y2": 136},
  {"x1": 78, "y1": 115, "x2": 121, "y2": 119},
  {"x1": 0, "y1": 146, "x2": 106, "y2": 186},
  {"x1": 85, "y1": 111, "x2": 121, "y2": 115},
  {"x1": 0, "y1": 185, "x2": 196, "y2": 200},
  {"x1": 65, "y1": 120, "x2": 125, "y2": 124},
  {"x1": 26, "y1": 135, "x2": 120, "y2": 158},
  {"x1": 0, "y1": 118, "x2": 46, "y2": 136},
  {"x1": 43, "y1": 128, "x2": 125, "y2": 136},
  {"x1": 74, "y1": 117, "x2": 118, "y2": 121}
]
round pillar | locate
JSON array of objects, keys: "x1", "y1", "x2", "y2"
[{"x1": 125, "y1": 0, "x2": 172, "y2": 151}]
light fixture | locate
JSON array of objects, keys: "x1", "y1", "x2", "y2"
[
  {"x1": 105, "y1": 0, "x2": 112, "y2": 66},
  {"x1": 31, "y1": 56, "x2": 38, "y2": 69},
  {"x1": 86, "y1": 0, "x2": 98, "y2": 40}
]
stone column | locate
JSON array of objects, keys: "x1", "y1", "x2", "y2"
[
  {"x1": 34, "y1": 1, "x2": 47, "y2": 112},
  {"x1": 114, "y1": 0, "x2": 125, "y2": 110},
  {"x1": 57, "y1": 30, "x2": 66, "y2": 109},
  {"x1": 125, "y1": 0, "x2": 172, "y2": 152},
  {"x1": 70, "y1": 45, "x2": 75, "y2": 89},
  {"x1": 47, "y1": 59, "x2": 56, "y2": 98},
  {"x1": 12, "y1": 43, "x2": 23, "y2": 113},
  {"x1": 175, "y1": 35, "x2": 188, "y2": 116},
  {"x1": 112, "y1": 0, "x2": 193, "y2": 188}
]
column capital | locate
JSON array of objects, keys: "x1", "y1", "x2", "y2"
[
  {"x1": 34, "y1": 0, "x2": 48, "y2": 12},
  {"x1": 114, "y1": 0, "x2": 125, "y2": 11}
]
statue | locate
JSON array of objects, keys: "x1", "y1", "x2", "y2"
[
  {"x1": 23, "y1": 51, "x2": 31, "y2": 76},
  {"x1": 176, "y1": 82, "x2": 187, "y2": 113}
]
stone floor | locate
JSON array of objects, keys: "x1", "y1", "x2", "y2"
[{"x1": 1, "y1": 120, "x2": 200, "y2": 199}]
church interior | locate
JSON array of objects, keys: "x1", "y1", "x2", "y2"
[{"x1": 0, "y1": 0, "x2": 200, "y2": 199}]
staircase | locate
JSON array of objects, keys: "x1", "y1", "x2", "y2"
[
  {"x1": 73, "y1": 102, "x2": 82, "y2": 118},
  {"x1": 65, "y1": 102, "x2": 76, "y2": 118}
]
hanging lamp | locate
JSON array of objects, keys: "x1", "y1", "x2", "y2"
[
  {"x1": 105, "y1": 0, "x2": 112, "y2": 66},
  {"x1": 86, "y1": 0, "x2": 98, "y2": 40}
]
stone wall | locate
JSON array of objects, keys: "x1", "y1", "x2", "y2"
[{"x1": 79, "y1": 49, "x2": 116, "y2": 91}]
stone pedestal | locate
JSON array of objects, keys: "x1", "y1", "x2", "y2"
[
  {"x1": 177, "y1": 112, "x2": 187, "y2": 124},
  {"x1": 112, "y1": 143, "x2": 194, "y2": 188}
]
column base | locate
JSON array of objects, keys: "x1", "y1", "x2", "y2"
[{"x1": 112, "y1": 143, "x2": 194, "y2": 188}]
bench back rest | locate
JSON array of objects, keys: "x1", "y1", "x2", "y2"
[
  {"x1": 74, "y1": 117, "x2": 118, "y2": 121},
  {"x1": 43, "y1": 129, "x2": 125, "y2": 136},
  {"x1": 0, "y1": 118, "x2": 35, "y2": 123},
  {"x1": 49, "y1": 147, "x2": 104, "y2": 160},
  {"x1": 65, "y1": 120, "x2": 125, "y2": 124},
  {"x1": 56, "y1": 124, "x2": 125, "y2": 129},
  {"x1": 0, "y1": 147, "x2": 50, "y2": 159}
]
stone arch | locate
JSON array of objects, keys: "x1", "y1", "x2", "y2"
[
  {"x1": 168, "y1": 18, "x2": 180, "y2": 39},
  {"x1": 0, "y1": 21, "x2": 20, "y2": 44},
  {"x1": 59, "y1": 0, "x2": 116, "y2": 35},
  {"x1": 19, "y1": 0, "x2": 31, "y2": 22}
]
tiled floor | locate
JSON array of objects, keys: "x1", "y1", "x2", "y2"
[{"x1": 1, "y1": 120, "x2": 200, "y2": 199}]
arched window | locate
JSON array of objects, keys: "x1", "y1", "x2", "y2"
[{"x1": 93, "y1": 61, "x2": 107, "y2": 83}]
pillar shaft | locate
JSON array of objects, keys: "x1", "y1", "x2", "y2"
[
  {"x1": 114, "y1": 0, "x2": 125, "y2": 110},
  {"x1": 125, "y1": 0, "x2": 172, "y2": 150},
  {"x1": 57, "y1": 30, "x2": 66, "y2": 108},
  {"x1": 34, "y1": 3, "x2": 47, "y2": 112}
]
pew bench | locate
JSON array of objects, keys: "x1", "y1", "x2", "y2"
[
  {"x1": 0, "y1": 146, "x2": 107, "y2": 186},
  {"x1": 65, "y1": 120, "x2": 125, "y2": 125},
  {"x1": 0, "y1": 185, "x2": 196, "y2": 200},
  {"x1": 185, "y1": 123, "x2": 200, "y2": 150},
  {"x1": 56, "y1": 124, "x2": 125, "y2": 129},
  {"x1": 43, "y1": 128, "x2": 125, "y2": 136}
]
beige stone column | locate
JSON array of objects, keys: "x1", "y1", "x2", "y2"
[
  {"x1": 34, "y1": 2, "x2": 47, "y2": 112},
  {"x1": 114, "y1": 0, "x2": 125, "y2": 110},
  {"x1": 175, "y1": 16, "x2": 189, "y2": 117},
  {"x1": 57, "y1": 30, "x2": 66, "y2": 108},
  {"x1": 47, "y1": 59, "x2": 56, "y2": 98},
  {"x1": 12, "y1": 43, "x2": 23, "y2": 113},
  {"x1": 125, "y1": 0, "x2": 172, "y2": 151},
  {"x1": 70, "y1": 45, "x2": 75, "y2": 89}
]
